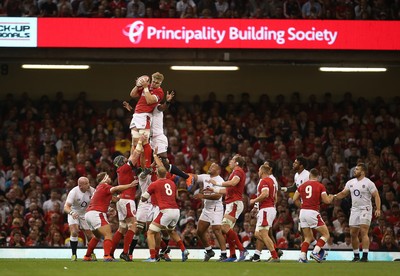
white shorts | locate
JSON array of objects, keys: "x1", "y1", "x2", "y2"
[
  {"x1": 116, "y1": 199, "x2": 136, "y2": 221},
  {"x1": 136, "y1": 201, "x2": 152, "y2": 222},
  {"x1": 150, "y1": 134, "x2": 168, "y2": 154},
  {"x1": 85, "y1": 210, "x2": 110, "y2": 231},
  {"x1": 68, "y1": 214, "x2": 90, "y2": 230},
  {"x1": 299, "y1": 209, "x2": 325, "y2": 229},
  {"x1": 224, "y1": 201, "x2": 244, "y2": 219},
  {"x1": 199, "y1": 205, "x2": 224, "y2": 226},
  {"x1": 147, "y1": 205, "x2": 160, "y2": 222},
  {"x1": 255, "y1": 207, "x2": 277, "y2": 231},
  {"x1": 130, "y1": 113, "x2": 152, "y2": 130},
  {"x1": 349, "y1": 208, "x2": 372, "y2": 227},
  {"x1": 153, "y1": 208, "x2": 180, "y2": 229}
]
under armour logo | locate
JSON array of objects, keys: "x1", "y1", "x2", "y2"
[{"x1": 123, "y1": 21, "x2": 145, "y2": 44}]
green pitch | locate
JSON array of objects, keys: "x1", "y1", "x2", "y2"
[{"x1": 0, "y1": 259, "x2": 398, "y2": 276}]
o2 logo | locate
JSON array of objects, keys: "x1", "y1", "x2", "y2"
[{"x1": 353, "y1": 189, "x2": 362, "y2": 198}]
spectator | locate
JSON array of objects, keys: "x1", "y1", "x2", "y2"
[
  {"x1": 302, "y1": 0, "x2": 322, "y2": 18},
  {"x1": 380, "y1": 233, "x2": 399, "y2": 251},
  {"x1": 42, "y1": 189, "x2": 62, "y2": 214},
  {"x1": 283, "y1": 0, "x2": 302, "y2": 18},
  {"x1": 176, "y1": 0, "x2": 196, "y2": 17},
  {"x1": 126, "y1": 0, "x2": 145, "y2": 17},
  {"x1": 40, "y1": 0, "x2": 57, "y2": 17}
]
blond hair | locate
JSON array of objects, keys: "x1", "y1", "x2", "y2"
[{"x1": 152, "y1": 72, "x2": 164, "y2": 83}]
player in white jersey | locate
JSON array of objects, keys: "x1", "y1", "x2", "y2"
[
  {"x1": 128, "y1": 172, "x2": 153, "y2": 258},
  {"x1": 192, "y1": 163, "x2": 226, "y2": 261},
  {"x1": 64, "y1": 176, "x2": 96, "y2": 261},
  {"x1": 281, "y1": 156, "x2": 310, "y2": 192},
  {"x1": 334, "y1": 163, "x2": 381, "y2": 262}
]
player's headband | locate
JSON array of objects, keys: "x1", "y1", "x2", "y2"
[{"x1": 101, "y1": 174, "x2": 109, "y2": 183}]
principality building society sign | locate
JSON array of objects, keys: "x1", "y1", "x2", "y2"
[{"x1": 1, "y1": 18, "x2": 399, "y2": 50}]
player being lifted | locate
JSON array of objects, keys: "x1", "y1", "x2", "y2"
[
  {"x1": 129, "y1": 72, "x2": 164, "y2": 172},
  {"x1": 124, "y1": 90, "x2": 194, "y2": 188}
]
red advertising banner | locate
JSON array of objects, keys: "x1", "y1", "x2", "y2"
[{"x1": 21, "y1": 18, "x2": 400, "y2": 50}]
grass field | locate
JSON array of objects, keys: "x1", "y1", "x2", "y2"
[{"x1": 0, "y1": 259, "x2": 399, "y2": 276}]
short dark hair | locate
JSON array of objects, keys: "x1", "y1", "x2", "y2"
[
  {"x1": 309, "y1": 168, "x2": 320, "y2": 178},
  {"x1": 357, "y1": 163, "x2": 367, "y2": 173},
  {"x1": 296, "y1": 156, "x2": 308, "y2": 168}
]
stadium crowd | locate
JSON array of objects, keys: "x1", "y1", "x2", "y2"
[
  {"x1": 1, "y1": 0, "x2": 400, "y2": 20},
  {"x1": 0, "y1": 90, "x2": 399, "y2": 253}
]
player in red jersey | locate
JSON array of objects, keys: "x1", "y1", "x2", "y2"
[
  {"x1": 109, "y1": 154, "x2": 139, "y2": 262},
  {"x1": 83, "y1": 172, "x2": 138, "y2": 262},
  {"x1": 209, "y1": 154, "x2": 248, "y2": 262},
  {"x1": 293, "y1": 168, "x2": 333, "y2": 263},
  {"x1": 141, "y1": 164, "x2": 188, "y2": 262},
  {"x1": 249, "y1": 163, "x2": 280, "y2": 262},
  {"x1": 129, "y1": 72, "x2": 164, "y2": 170}
]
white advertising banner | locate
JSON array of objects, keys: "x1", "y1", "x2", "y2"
[{"x1": 0, "y1": 17, "x2": 37, "y2": 47}]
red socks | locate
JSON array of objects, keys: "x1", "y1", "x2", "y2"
[
  {"x1": 316, "y1": 238, "x2": 326, "y2": 248},
  {"x1": 111, "y1": 230, "x2": 123, "y2": 254},
  {"x1": 227, "y1": 229, "x2": 245, "y2": 251},
  {"x1": 177, "y1": 240, "x2": 186, "y2": 252},
  {"x1": 103, "y1": 239, "x2": 113, "y2": 256},
  {"x1": 143, "y1": 143, "x2": 152, "y2": 168},
  {"x1": 301, "y1": 241, "x2": 310, "y2": 253},
  {"x1": 123, "y1": 230, "x2": 134, "y2": 254},
  {"x1": 85, "y1": 237, "x2": 99, "y2": 256}
]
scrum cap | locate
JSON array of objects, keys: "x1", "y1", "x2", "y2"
[{"x1": 113, "y1": 155, "x2": 125, "y2": 168}]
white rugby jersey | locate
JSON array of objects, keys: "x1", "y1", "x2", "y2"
[
  {"x1": 139, "y1": 174, "x2": 152, "y2": 203},
  {"x1": 198, "y1": 174, "x2": 224, "y2": 209},
  {"x1": 344, "y1": 177, "x2": 377, "y2": 210},
  {"x1": 151, "y1": 105, "x2": 164, "y2": 137},
  {"x1": 65, "y1": 186, "x2": 95, "y2": 216},
  {"x1": 295, "y1": 169, "x2": 310, "y2": 188}
]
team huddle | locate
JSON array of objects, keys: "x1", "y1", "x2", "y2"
[{"x1": 63, "y1": 73, "x2": 381, "y2": 263}]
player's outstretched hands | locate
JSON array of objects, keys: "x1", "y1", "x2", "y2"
[
  {"x1": 208, "y1": 179, "x2": 217, "y2": 186},
  {"x1": 123, "y1": 101, "x2": 133, "y2": 112},
  {"x1": 166, "y1": 90, "x2": 175, "y2": 102}
]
